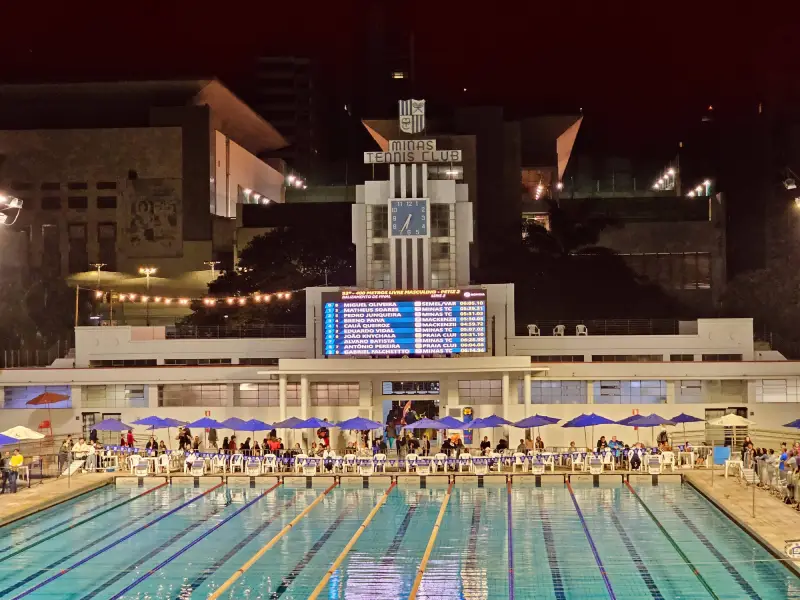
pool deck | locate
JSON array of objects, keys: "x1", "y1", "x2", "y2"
[
  {"x1": 0, "y1": 473, "x2": 114, "y2": 527},
  {"x1": 684, "y1": 469, "x2": 800, "y2": 576}
]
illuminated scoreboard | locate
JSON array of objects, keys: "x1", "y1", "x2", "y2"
[{"x1": 323, "y1": 289, "x2": 487, "y2": 356}]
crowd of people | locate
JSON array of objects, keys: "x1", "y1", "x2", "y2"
[{"x1": 0, "y1": 448, "x2": 24, "y2": 494}]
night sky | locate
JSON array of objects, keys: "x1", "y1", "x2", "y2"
[{"x1": 1, "y1": 1, "x2": 798, "y2": 158}]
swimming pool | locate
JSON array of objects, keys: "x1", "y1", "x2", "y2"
[{"x1": 0, "y1": 478, "x2": 798, "y2": 599}]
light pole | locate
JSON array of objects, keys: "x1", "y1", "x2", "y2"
[
  {"x1": 204, "y1": 260, "x2": 220, "y2": 279},
  {"x1": 138, "y1": 266, "x2": 157, "y2": 326}
]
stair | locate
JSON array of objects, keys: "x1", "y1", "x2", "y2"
[
  {"x1": 61, "y1": 459, "x2": 85, "y2": 477},
  {"x1": 741, "y1": 467, "x2": 759, "y2": 485}
]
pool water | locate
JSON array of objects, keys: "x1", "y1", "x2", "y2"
[{"x1": 0, "y1": 479, "x2": 798, "y2": 599}]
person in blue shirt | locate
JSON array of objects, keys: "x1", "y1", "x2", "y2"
[
  {"x1": 779, "y1": 450, "x2": 788, "y2": 471},
  {"x1": 608, "y1": 436, "x2": 623, "y2": 463}
]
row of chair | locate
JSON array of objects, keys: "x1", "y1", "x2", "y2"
[
  {"x1": 756, "y1": 461, "x2": 800, "y2": 508},
  {"x1": 527, "y1": 324, "x2": 588, "y2": 336}
]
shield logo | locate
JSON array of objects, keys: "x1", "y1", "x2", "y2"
[{"x1": 399, "y1": 99, "x2": 426, "y2": 134}]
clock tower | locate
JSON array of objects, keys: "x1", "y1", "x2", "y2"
[{"x1": 353, "y1": 99, "x2": 473, "y2": 290}]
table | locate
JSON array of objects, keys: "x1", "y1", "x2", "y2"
[{"x1": 725, "y1": 459, "x2": 743, "y2": 478}]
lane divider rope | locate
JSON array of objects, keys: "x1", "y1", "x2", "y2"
[
  {"x1": 306, "y1": 482, "x2": 397, "y2": 600},
  {"x1": 408, "y1": 481, "x2": 455, "y2": 600},
  {"x1": 207, "y1": 481, "x2": 338, "y2": 600},
  {"x1": 1, "y1": 481, "x2": 169, "y2": 562},
  {"x1": 566, "y1": 481, "x2": 617, "y2": 600},
  {"x1": 11, "y1": 482, "x2": 224, "y2": 600},
  {"x1": 624, "y1": 481, "x2": 720, "y2": 600},
  {"x1": 107, "y1": 482, "x2": 282, "y2": 600}
]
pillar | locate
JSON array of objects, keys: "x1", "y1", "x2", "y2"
[
  {"x1": 300, "y1": 375, "x2": 309, "y2": 420},
  {"x1": 666, "y1": 380, "x2": 676, "y2": 404},
  {"x1": 587, "y1": 381, "x2": 595, "y2": 404},
  {"x1": 523, "y1": 372, "x2": 532, "y2": 417},
  {"x1": 279, "y1": 375, "x2": 287, "y2": 422}
]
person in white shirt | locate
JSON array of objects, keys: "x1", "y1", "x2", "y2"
[{"x1": 85, "y1": 442, "x2": 97, "y2": 471}]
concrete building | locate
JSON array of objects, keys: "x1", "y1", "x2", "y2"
[{"x1": 0, "y1": 80, "x2": 287, "y2": 281}]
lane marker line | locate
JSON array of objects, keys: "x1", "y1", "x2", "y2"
[{"x1": 408, "y1": 481, "x2": 454, "y2": 600}]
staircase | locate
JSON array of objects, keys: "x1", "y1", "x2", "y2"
[
  {"x1": 61, "y1": 460, "x2": 85, "y2": 477},
  {"x1": 741, "y1": 467, "x2": 759, "y2": 485}
]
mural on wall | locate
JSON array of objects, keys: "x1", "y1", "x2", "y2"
[{"x1": 125, "y1": 178, "x2": 182, "y2": 257}]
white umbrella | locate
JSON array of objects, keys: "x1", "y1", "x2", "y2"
[
  {"x1": 2, "y1": 426, "x2": 45, "y2": 440},
  {"x1": 707, "y1": 414, "x2": 756, "y2": 450}
]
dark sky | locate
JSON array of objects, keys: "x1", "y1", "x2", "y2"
[{"x1": 1, "y1": 1, "x2": 798, "y2": 157}]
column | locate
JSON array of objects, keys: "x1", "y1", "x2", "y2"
[
  {"x1": 666, "y1": 381, "x2": 676, "y2": 404},
  {"x1": 523, "y1": 373, "x2": 532, "y2": 417},
  {"x1": 502, "y1": 372, "x2": 510, "y2": 439},
  {"x1": 586, "y1": 381, "x2": 594, "y2": 404},
  {"x1": 278, "y1": 375, "x2": 287, "y2": 422},
  {"x1": 300, "y1": 375, "x2": 309, "y2": 420}
]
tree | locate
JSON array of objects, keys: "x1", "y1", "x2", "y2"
[{"x1": 184, "y1": 219, "x2": 355, "y2": 327}]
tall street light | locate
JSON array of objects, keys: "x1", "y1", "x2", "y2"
[{"x1": 138, "y1": 266, "x2": 157, "y2": 326}]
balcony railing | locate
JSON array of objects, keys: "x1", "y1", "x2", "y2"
[
  {"x1": 165, "y1": 325, "x2": 306, "y2": 339},
  {"x1": 515, "y1": 319, "x2": 680, "y2": 337}
]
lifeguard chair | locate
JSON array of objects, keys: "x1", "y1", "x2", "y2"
[{"x1": 38, "y1": 420, "x2": 53, "y2": 437}]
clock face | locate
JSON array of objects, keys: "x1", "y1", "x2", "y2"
[{"x1": 389, "y1": 199, "x2": 429, "y2": 237}]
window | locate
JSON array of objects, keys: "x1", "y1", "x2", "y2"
[
  {"x1": 83, "y1": 385, "x2": 147, "y2": 408},
  {"x1": 68, "y1": 223, "x2": 88, "y2": 273},
  {"x1": 593, "y1": 380, "x2": 667, "y2": 404},
  {"x1": 383, "y1": 381, "x2": 440, "y2": 395},
  {"x1": 98, "y1": 223, "x2": 117, "y2": 271},
  {"x1": 458, "y1": 380, "x2": 501, "y2": 405},
  {"x1": 755, "y1": 378, "x2": 800, "y2": 403},
  {"x1": 10, "y1": 181, "x2": 32, "y2": 191},
  {"x1": 431, "y1": 242, "x2": 450, "y2": 260},
  {"x1": 520, "y1": 380, "x2": 587, "y2": 404},
  {"x1": 702, "y1": 354, "x2": 743, "y2": 362},
  {"x1": 41, "y1": 196, "x2": 61, "y2": 210},
  {"x1": 371, "y1": 205, "x2": 388, "y2": 238},
  {"x1": 310, "y1": 383, "x2": 359, "y2": 406},
  {"x1": 532, "y1": 355, "x2": 585, "y2": 363},
  {"x1": 89, "y1": 359, "x2": 158, "y2": 367},
  {"x1": 97, "y1": 196, "x2": 117, "y2": 209},
  {"x1": 67, "y1": 182, "x2": 88, "y2": 190},
  {"x1": 431, "y1": 204, "x2": 451, "y2": 237},
  {"x1": 676, "y1": 380, "x2": 703, "y2": 403},
  {"x1": 96, "y1": 181, "x2": 117, "y2": 190},
  {"x1": 239, "y1": 358, "x2": 279, "y2": 366},
  {"x1": 670, "y1": 354, "x2": 695, "y2": 362},
  {"x1": 428, "y1": 165, "x2": 463, "y2": 180},
  {"x1": 372, "y1": 242, "x2": 389, "y2": 261},
  {"x1": 591, "y1": 355, "x2": 662, "y2": 362},
  {"x1": 42, "y1": 224, "x2": 60, "y2": 274},
  {"x1": 234, "y1": 382, "x2": 299, "y2": 407},
  {"x1": 2, "y1": 385, "x2": 72, "y2": 409},
  {"x1": 68, "y1": 196, "x2": 88, "y2": 210},
  {"x1": 163, "y1": 358, "x2": 232, "y2": 366},
  {"x1": 41, "y1": 182, "x2": 60, "y2": 191},
  {"x1": 158, "y1": 384, "x2": 227, "y2": 407}
]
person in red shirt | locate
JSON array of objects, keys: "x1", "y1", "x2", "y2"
[
  {"x1": 228, "y1": 436, "x2": 237, "y2": 452},
  {"x1": 126, "y1": 430, "x2": 135, "y2": 448}
]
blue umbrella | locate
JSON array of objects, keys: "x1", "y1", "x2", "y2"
[
  {"x1": 471, "y1": 414, "x2": 513, "y2": 428},
  {"x1": 616, "y1": 415, "x2": 643, "y2": 426},
  {"x1": 93, "y1": 419, "x2": 133, "y2": 432},
  {"x1": 187, "y1": 417, "x2": 224, "y2": 429},
  {"x1": 627, "y1": 414, "x2": 675, "y2": 428},
  {"x1": 0, "y1": 433, "x2": 19, "y2": 446},
  {"x1": 401, "y1": 417, "x2": 447, "y2": 431},
  {"x1": 221, "y1": 417, "x2": 250, "y2": 431},
  {"x1": 335, "y1": 417, "x2": 383, "y2": 430},
  {"x1": 296, "y1": 417, "x2": 331, "y2": 429},
  {"x1": 132, "y1": 416, "x2": 169, "y2": 428},
  {"x1": 563, "y1": 413, "x2": 616, "y2": 448},
  {"x1": 436, "y1": 416, "x2": 467, "y2": 429},
  {"x1": 242, "y1": 419, "x2": 274, "y2": 432},
  {"x1": 785, "y1": 419, "x2": 800, "y2": 429},
  {"x1": 161, "y1": 418, "x2": 187, "y2": 428},
  {"x1": 514, "y1": 415, "x2": 560, "y2": 429},
  {"x1": 272, "y1": 416, "x2": 306, "y2": 429}
]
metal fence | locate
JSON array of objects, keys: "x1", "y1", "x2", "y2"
[
  {"x1": 515, "y1": 319, "x2": 679, "y2": 337},
  {"x1": 165, "y1": 324, "x2": 305, "y2": 339},
  {"x1": 1, "y1": 339, "x2": 73, "y2": 368}
]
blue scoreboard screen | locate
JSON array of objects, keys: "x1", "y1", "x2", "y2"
[{"x1": 323, "y1": 289, "x2": 487, "y2": 356}]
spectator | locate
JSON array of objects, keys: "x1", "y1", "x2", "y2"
[
  {"x1": 58, "y1": 440, "x2": 70, "y2": 471},
  {"x1": 317, "y1": 419, "x2": 330, "y2": 448},
  {"x1": 120, "y1": 435, "x2": 126, "y2": 447},
  {"x1": 222, "y1": 437, "x2": 229, "y2": 452},
  {"x1": 596, "y1": 436, "x2": 608, "y2": 452},
  {"x1": 240, "y1": 437, "x2": 251, "y2": 454},
  {"x1": 208, "y1": 428, "x2": 218, "y2": 449},
  {"x1": 0, "y1": 450, "x2": 9, "y2": 494},
  {"x1": 480, "y1": 436, "x2": 492, "y2": 455},
  {"x1": 656, "y1": 428, "x2": 669, "y2": 447},
  {"x1": 65, "y1": 435, "x2": 74, "y2": 450},
  {"x1": 193, "y1": 436, "x2": 201, "y2": 451},
  {"x1": 441, "y1": 438, "x2": 454, "y2": 455},
  {"x1": 228, "y1": 436, "x2": 237, "y2": 452},
  {"x1": 421, "y1": 434, "x2": 431, "y2": 457},
  {"x1": 496, "y1": 439, "x2": 509, "y2": 453},
  {"x1": 386, "y1": 421, "x2": 397, "y2": 452},
  {"x1": 126, "y1": 430, "x2": 135, "y2": 448},
  {"x1": 145, "y1": 436, "x2": 158, "y2": 451},
  {"x1": 407, "y1": 435, "x2": 420, "y2": 455},
  {"x1": 158, "y1": 440, "x2": 167, "y2": 454},
  {"x1": 89, "y1": 429, "x2": 98, "y2": 444},
  {"x1": 630, "y1": 448, "x2": 642, "y2": 471},
  {"x1": 568, "y1": 441, "x2": 578, "y2": 452},
  {"x1": 535, "y1": 436, "x2": 545, "y2": 451},
  {"x1": 516, "y1": 439, "x2": 527, "y2": 453},
  {"x1": 8, "y1": 449, "x2": 23, "y2": 493}
]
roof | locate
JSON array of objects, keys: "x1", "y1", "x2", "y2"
[{"x1": 0, "y1": 79, "x2": 287, "y2": 154}]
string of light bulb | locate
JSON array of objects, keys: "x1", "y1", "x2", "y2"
[{"x1": 89, "y1": 288, "x2": 298, "y2": 306}]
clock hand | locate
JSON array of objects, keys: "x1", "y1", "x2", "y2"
[{"x1": 399, "y1": 214, "x2": 412, "y2": 233}]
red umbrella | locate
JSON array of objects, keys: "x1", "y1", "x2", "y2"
[{"x1": 26, "y1": 392, "x2": 70, "y2": 438}]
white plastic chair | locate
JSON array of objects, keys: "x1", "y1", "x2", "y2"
[
  {"x1": 458, "y1": 454, "x2": 472, "y2": 472},
  {"x1": 133, "y1": 461, "x2": 149, "y2": 477},
  {"x1": 127, "y1": 455, "x2": 139, "y2": 472},
  {"x1": 294, "y1": 453, "x2": 308, "y2": 473},
  {"x1": 343, "y1": 454, "x2": 357, "y2": 473},
  {"x1": 541, "y1": 452, "x2": 556, "y2": 472},
  {"x1": 512, "y1": 452, "x2": 527, "y2": 472},
  {"x1": 660, "y1": 451, "x2": 675, "y2": 472},
  {"x1": 489, "y1": 452, "x2": 503, "y2": 472},
  {"x1": 191, "y1": 461, "x2": 206, "y2": 476},
  {"x1": 433, "y1": 453, "x2": 447, "y2": 473},
  {"x1": 553, "y1": 325, "x2": 565, "y2": 336},
  {"x1": 230, "y1": 454, "x2": 244, "y2": 473},
  {"x1": 262, "y1": 454, "x2": 278, "y2": 473},
  {"x1": 246, "y1": 459, "x2": 261, "y2": 476},
  {"x1": 602, "y1": 452, "x2": 615, "y2": 471},
  {"x1": 576, "y1": 324, "x2": 588, "y2": 336},
  {"x1": 405, "y1": 453, "x2": 418, "y2": 473},
  {"x1": 373, "y1": 453, "x2": 387, "y2": 473},
  {"x1": 570, "y1": 452, "x2": 585, "y2": 471},
  {"x1": 527, "y1": 324, "x2": 540, "y2": 336},
  {"x1": 158, "y1": 454, "x2": 170, "y2": 474}
]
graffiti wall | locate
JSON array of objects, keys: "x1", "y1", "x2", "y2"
[{"x1": 125, "y1": 178, "x2": 182, "y2": 258}]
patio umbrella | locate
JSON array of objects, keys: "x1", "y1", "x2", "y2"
[
  {"x1": 626, "y1": 414, "x2": 675, "y2": 445},
  {"x1": 616, "y1": 415, "x2": 643, "y2": 426},
  {"x1": 2, "y1": 426, "x2": 45, "y2": 440},
  {"x1": 784, "y1": 419, "x2": 800, "y2": 429},
  {"x1": 221, "y1": 417, "x2": 250, "y2": 431},
  {"x1": 0, "y1": 433, "x2": 19, "y2": 446},
  {"x1": 401, "y1": 417, "x2": 447, "y2": 431},
  {"x1": 272, "y1": 416, "x2": 306, "y2": 429},
  {"x1": 471, "y1": 415, "x2": 514, "y2": 428},
  {"x1": 513, "y1": 414, "x2": 560, "y2": 447},
  {"x1": 131, "y1": 416, "x2": 182, "y2": 449},
  {"x1": 295, "y1": 417, "x2": 331, "y2": 429},
  {"x1": 242, "y1": 419, "x2": 274, "y2": 432},
  {"x1": 435, "y1": 416, "x2": 467, "y2": 429},
  {"x1": 26, "y1": 392, "x2": 69, "y2": 436},
  {"x1": 93, "y1": 419, "x2": 132, "y2": 432},
  {"x1": 334, "y1": 417, "x2": 383, "y2": 430},
  {"x1": 669, "y1": 413, "x2": 705, "y2": 442},
  {"x1": 707, "y1": 414, "x2": 756, "y2": 449},
  {"x1": 562, "y1": 413, "x2": 616, "y2": 449},
  {"x1": 187, "y1": 417, "x2": 224, "y2": 429}
]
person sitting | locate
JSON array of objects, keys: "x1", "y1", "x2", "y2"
[
  {"x1": 568, "y1": 441, "x2": 578, "y2": 452},
  {"x1": 253, "y1": 441, "x2": 261, "y2": 456},
  {"x1": 596, "y1": 436, "x2": 608, "y2": 452},
  {"x1": 629, "y1": 447, "x2": 642, "y2": 471},
  {"x1": 228, "y1": 436, "x2": 238, "y2": 453},
  {"x1": 73, "y1": 438, "x2": 90, "y2": 459},
  {"x1": 158, "y1": 440, "x2": 167, "y2": 454},
  {"x1": 240, "y1": 437, "x2": 251, "y2": 455},
  {"x1": 193, "y1": 436, "x2": 201, "y2": 451},
  {"x1": 516, "y1": 439, "x2": 527, "y2": 453},
  {"x1": 441, "y1": 438, "x2": 454, "y2": 455},
  {"x1": 480, "y1": 436, "x2": 491, "y2": 455},
  {"x1": 145, "y1": 436, "x2": 158, "y2": 452},
  {"x1": 495, "y1": 438, "x2": 509, "y2": 453},
  {"x1": 452, "y1": 436, "x2": 465, "y2": 456},
  {"x1": 535, "y1": 436, "x2": 545, "y2": 451},
  {"x1": 222, "y1": 437, "x2": 229, "y2": 453},
  {"x1": 656, "y1": 428, "x2": 669, "y2": 448}
]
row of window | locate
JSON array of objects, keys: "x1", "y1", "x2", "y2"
[
  {"x1": 38, "y1": 196, "x2": 117, "y2": 211},
  {"x1": 88, "y1": 358, "x2": 279, "y2": 367},
  {"x1": 7, "y1": 181, "x2": 117, "y2": 191},
  {"x1": 531, "y1": 354, "x2": 744, "y2": 363}
]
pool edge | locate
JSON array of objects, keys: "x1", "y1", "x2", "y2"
[
  {"x1": 0, "y1": 479, "x2": 112, "y2": 529},
  {"x1": 684, "y1": 478, "x2": 800, "y2": 579}
]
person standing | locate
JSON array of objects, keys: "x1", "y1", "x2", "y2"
[
  {"x1": 317, "y1": 419, "x2": 330, "y2": 448},
  {"x1": 0, "y1": 451, "x2": 10, "y2": 494},
  {"x1": 126, "y1": 429, "x2": 135, "y2": 448},
  {"x1": 9, "y1": 449, "x2": 23, "y2": 493},
  {"x1": 208, "y1": 427, "x2": 218, "y2": 449},
  {"x1": 386, "y1": 421, "x2": 397, "y2": 453}
]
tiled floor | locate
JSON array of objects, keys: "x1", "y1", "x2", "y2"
[
  {"x1": 684, "y1": 469, "x2": 800, "y2": 575},
  {"x1": 0, "y1": 473, "x2": 114, "y2": 526}
]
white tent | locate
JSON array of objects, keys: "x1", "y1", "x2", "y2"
[
  {"x1": 707, "y1": 414, "x2": 755, "y2": 449},
  {"x1": 1, "y1": 426, "x2": 45, "y2": 440}
]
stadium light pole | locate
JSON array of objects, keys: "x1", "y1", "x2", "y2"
[{"x1": 138, "y1": 266, "x2": 157, "y2": 326}]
